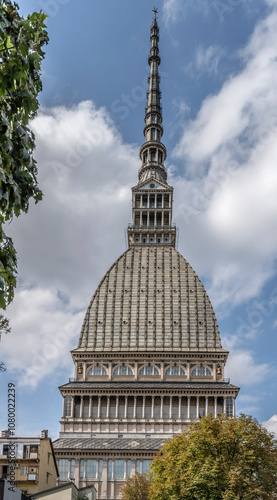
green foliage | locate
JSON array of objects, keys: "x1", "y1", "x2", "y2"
[
  {"x1": 0, "y1": 1, "x2": 48, "y2": 309},
  {"x1": 150, "y1": 414, "x2": 277, "y2": 500},
  {"x1": 77, "y1": 495, "x2": 89, "y2": 500},
  {"x1": 121, "y1": 472, "x2": 151, "y2": 500}
]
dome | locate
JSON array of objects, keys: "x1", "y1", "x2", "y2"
[{"x1": 77, "y1": 246, "x2": 222, "y2": 352}]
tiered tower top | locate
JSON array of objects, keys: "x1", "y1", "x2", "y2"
[{"x1": 127, "y1": 12, "x2": 176, "y2": 249}]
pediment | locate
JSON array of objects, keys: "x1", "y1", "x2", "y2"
[{"x1": 132, "y1": 178, "x2": 172, "y2": 191}]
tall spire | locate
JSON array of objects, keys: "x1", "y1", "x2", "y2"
[
  {"x1": 127, "y1": 10, "x2": 176, "y2": 248},
  {"x1": 139, "y1": 8, "x2": 167, "y2": 184}
]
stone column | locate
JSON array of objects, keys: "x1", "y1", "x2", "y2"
[
  {"x1": 187, "y1": 362, "x2": 190, "y2": 380},
  {"x1": 134, "y1": 396, "x2": 137, "y2": 418},
  {"x1": 205, "y1": 396, "x2": 209, "y2": 416},
  {"x1": 223, "y1": 396, "x2": 227, "y2": 414},
  {"x1": 214, "y1": 397, "x2": 217, "y2": 418},
  {"x1": 169, "y1": 396, "x2": 173, "y2": 419},
  {"x1": 80, "y1": 397, "x2": 84, "y2": 419},
  {"x1": 70, "y1": 397, "x2": 74, "y2": 418},
  {"x1": 83, "y1": 362, "x2": 87, "y2": 381},
  {"x1": 187, "y1": 396, "x2": 190, "y2": 419},
  {"x1": 142, "y1": 396, "x2": 146, "y2": 419},
  {"x1": 98, "y1": 396, "x2": 101, "y2": 419},
  {"x1": 115, "y1": 396, "x2": 119, "y2": 419},
  {"x1": 160, "y1": 396, "x2": 164, "y2": 419},
  {"x1": 232, "y1": 397, "x2": 235, "y2": 417},
  {"x1": 74, "y1": 459, "x2": 80, "y2": 488},
  {"x1": 108, "y1": 362, "x2": 112, "y2": 381},
  {"x1": 107, "y1": 396, "x2": 110, "y2": 419},
  {"x1": 161, "y1": 362, "x2": 164, "y2": 380},
  {"x1": 125, "y1": 396, "x2": 128, "y2": 419},
  {"x1": 89, "y1": 397, "x2": 92, "y2": 418},
  {"x1": 62, "y1": 397, "x2": 65, "y2": 418},
  {"x1": 178, "y1": 397, "x2": 182, "y2": 419},
  {"x1": 196, "y1": 396, "x2": 200, "y2": 419},
  {"x1": 151, "y1": 397, "x2": 154, "y2": 419},
  {"x1": 102, "y1": 460, "x2": 108, "y2": 499},
  {"x1": 213, "y1": 362, "x2": 216, "y2": 381},
  {"x1": 135, "y1": 362, "x2": 138, "y2": 380}
]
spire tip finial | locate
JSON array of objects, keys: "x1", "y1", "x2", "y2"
[{"x1": 153, "y1": 7, "x2": 158, "y2": 20}]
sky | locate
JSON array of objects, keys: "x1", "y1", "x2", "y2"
[{"x1": 0, "y1": 0, "x2": 277, "y2": 440}]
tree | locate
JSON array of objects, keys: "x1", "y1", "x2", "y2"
[
  {"x1": 121, "y1": 472, "x2": 151, "y2": 500},
  {"x1": 0, "y1": 314, "x2": 11, "y2": 371},
  {"x1": 150, "y1": 414, "x2": 277, "y2": 500},
  {"x1": 0, "y1": 1, "x2": 48, "y2": 309}
]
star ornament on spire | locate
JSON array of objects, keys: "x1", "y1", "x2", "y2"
[{"x1": 153, "y1": 7, "x2": 158, "y2": 19}]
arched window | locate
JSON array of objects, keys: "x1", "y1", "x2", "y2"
[
  {"x1": 191, "y1": 366, "x2": 212, "y2": 377},
  {"x1": 139, "y1": 365, "x2": 159, "y2": 376},
  {"x1": 165, "y1": 366, "x2": 185, "y2": 376},
  {"x1": 113, "y1": 366, "x2": 133, "y2": 376},
  {"x1": 87, "y1": 365, "x2": 107, "y2": 376}
]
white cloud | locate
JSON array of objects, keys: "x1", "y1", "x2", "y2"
[
  {"x1": 262, "y1": 414, "x2": 277, "y2": 436},
  {"x1": 6, "y1": 101, "x2": 137, "y2": 309},
  {"x1": 162, "y1": 0, "x2": 183, "y2": 25},
  {"x1": 170, "y1": 5, "x2": 277, "y2": 309},
  {"x1": 1, "y1": 100, "x2": 138, "y2": 388},
  {"x1": 186, "y1": 45, "x2": 225, "y2": 78},
  {"x1": 2, "y1": 285, "x2": 84, "y2": 388},
  {"x1": 225, "y1": 350, "x2": 270, "y2": 386}
]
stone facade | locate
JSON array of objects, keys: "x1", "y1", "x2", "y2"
[{"x1": 53, "y1": 11, "x2": 239, "y2": 500}]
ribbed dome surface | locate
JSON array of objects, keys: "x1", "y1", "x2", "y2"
[{"x1": 77, "y1": 246, "x2": 222, "y2": 352}]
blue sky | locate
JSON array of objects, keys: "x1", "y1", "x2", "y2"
[{"x1": 1, "y1": 0, "x2": 277, "y2": 439}]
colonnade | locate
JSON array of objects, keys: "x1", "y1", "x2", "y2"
[{"x1": 63, "y1": 394, "x2": 235, "y2": 419}]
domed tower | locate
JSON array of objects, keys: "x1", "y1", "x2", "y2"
[{"x1": 53, "y1": 10, "x2": 239, "y2": 500}]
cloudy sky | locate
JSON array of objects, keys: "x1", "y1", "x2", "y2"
[{"x1": 1, "y1": 0, "x2": 277, "y2": 439}]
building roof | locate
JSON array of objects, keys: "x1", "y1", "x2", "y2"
[
  {"x1": 53, "y1": 437, "x2": 166, "y2": 451},
  {"x1": 59, "y1": 381, "x2": 239, "y2": 392},
  {"x1": 75, "y1": 246, "x2": 222, "y2": 353}
]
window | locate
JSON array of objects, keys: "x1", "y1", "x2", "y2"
[
  {"x1": 191, "y1": 366, "x2": 212, "y2": 377},
  {"x1": 226, "y1": 396, "x2": 233, "y2": 417},
  {"x1": 2, "y1": 445, "x2": 9, "y2": 456},
  {"x1": 142, "y1": 195, "x2": 147, "y2": 207},
  {"x1": 142, "y1": 213, "x2": 147, "y2": 226},
  {"x1": 156, "y1": 213, "x2": 162, "y2": 226},
  {"x1": 143, "y1": 152, "x2": 147, "y2": 163},
  {"x1": 58, "y1": 459, "x2": 69, "y2": 479},
  {"x1": 149, "y1": 195, "x2": 155, "y2": 208},
  {"x1": 74, "y1": 396, "x2": 81, "y2": 418},
  {"x1": 87, "y1": 365, "x2": 107, "y2": 376},
  {"x1": 114, "y1": 460, "x2": 125, "y2": 480},
  {"x1": 157, "y1": 130, "x2": 160, "y2": 141},
  {"x1": 113, "y1": 366, "x2": 133, "y2": 376},
  {"x1": 80, "y1": 460, "x2": 84, "y2": 479},
  {"x1": 165, "y1": 366, "x2": 186, "y2": 376},
  {"x1": 86, "y1": 460, "x2": 97, "y2": 480},
  {"x1": 142, "y1": 460, "x2": 152, "y2": 474},
  {"x1": 149, "y1": 213, "x2": 154, "y2": 227},
  {"x1": 126, "y1": 460, "x2": 131, "y2": 478},
  {"x1": 151, "y1": 128, "x2": 155, "y2": 140},
  {"x1": 164, "y1": 212, "x2": 169, "y2": 225},
  {"x1": 98, "y1": 460, "x2": 103, "y2": 479},
  {"x1": 21, "y1": 466, "x2": 28, "y2": 476},
  {"x1": 136, "y1": 460, "x2": 152, "y2": 474},
  {"x1": 108, "y1": 460, "x2": 112, "y2": 480},
  {"x1": 135, "y1": 195, "x2": 140, "y2": 208},
  {"x1": 164, "y1": 194, "x2": 169, "y2": 208},
  {"x1": 150, "y1": 149, "x2": 156, "y2": 161},
  {"x1": 139, "y1": 365, "x2": 159, "y2": 376},
  {"x1": 64, "y1": 396, "x2": 72, "y2": 417},
  {"x1": 157, "y1": 195, "x2": 162, "y2": 208}
]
